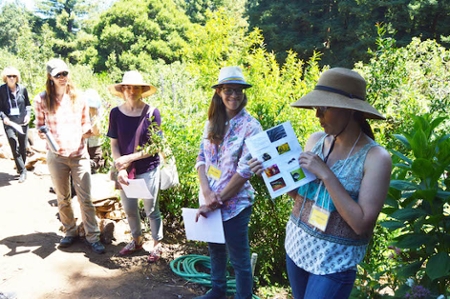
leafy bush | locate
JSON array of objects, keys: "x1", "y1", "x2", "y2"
[{"x1": 382, "y1": 114, "x2": 450, "y2": 297}]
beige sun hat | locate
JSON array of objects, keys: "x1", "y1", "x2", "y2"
[
  {"x1": 108, "y1": 70, "x2": 157, "y2": 98},
  {"x1": 291, "y1": 67, "x2": 385, "y2": 120}
]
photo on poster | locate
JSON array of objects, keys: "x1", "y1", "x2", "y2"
[
  {"x1": 290, "y1": 168, "x2": 306, "y2": 182},
  {"x1": 264, "y1": 164, "x2": 280, "y2": 178},
  {"x1": 276, "y1": 142, "x2": 291, "y2": 155},
  {"x1": 270, "y1": 177, "x2": 286, "y2": 191},
  {"x1": 267, "y1": 125, "x2": 287, "y2": 142}
]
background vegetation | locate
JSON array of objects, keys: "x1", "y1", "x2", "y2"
[{"x1": 1, "y1": 0, "x2": 449, "y2": 298}]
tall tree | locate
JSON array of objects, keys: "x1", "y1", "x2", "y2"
[
  {"x1": 91, "y1": 0, "x2": 193, "y2": 72},
  {"x1": 0, "y1": 2, "x2": 34, "y2": 53},
  {"x1": 246, "y1": 0, "x2": 450, "y2": 68}
]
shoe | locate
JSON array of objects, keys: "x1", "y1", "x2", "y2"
[
  {"x1": 59, "y1": 236, "x2": 76, "y2": 248},
  {"x1": 147, "y1": 246, "x2": 162, "y2": 263},
  {"x1": 90, "y1": 241, "x2": 105, "y2": 254},
  {"x1": 18, "y1": 171, "x2": 27, "y2": 183},
  {"x1": 118, "y1": 240, "x2": 143, "y2": 256},
  {"x1": 193, "y1": 290, "x2": 227, "y2": 299}
]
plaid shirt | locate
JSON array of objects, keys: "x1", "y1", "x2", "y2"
[{"x1": 34, "y1": 92, "x2": 90, "y2": 157}]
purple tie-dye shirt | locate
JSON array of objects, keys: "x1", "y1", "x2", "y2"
[{"x1": 195, "y1": 108, "x2": 262, "y2": 221}]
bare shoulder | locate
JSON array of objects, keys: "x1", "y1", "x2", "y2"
[
  {"x1": 366, "y1": 145, "x2": 392, "y2": 171},
  {"x1": 304, "y1": 132, "x2": 326, "y2": 151}
]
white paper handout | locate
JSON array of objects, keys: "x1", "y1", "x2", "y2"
[
  {"x1": 182, "y1": 208, "x2": 225, "y2": 244},
  {"x1": 245, "y1": 121, "x2": 316, "y2": 199},
  {"x1": 120, "y1": 179, "x2": 153, "y2": 199},
  {"x1": 8, "y1": 122, "x2": 24, "y2": 135}
]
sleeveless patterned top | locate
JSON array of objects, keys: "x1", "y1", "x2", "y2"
[{"x1": 285, "y1": 134, "x2": 379, "y2": 274}]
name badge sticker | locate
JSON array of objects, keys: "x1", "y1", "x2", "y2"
[
  {"x1": 308, "y1": 204, "x2": 330, "y2": 231},
  {"x1": 207, "y1": 165, "x2": 222, "y2": 181}
]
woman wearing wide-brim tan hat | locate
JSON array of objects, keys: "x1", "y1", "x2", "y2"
[
  {"x1": 249, "y1": 67, "x2": 392, "y2": 299},
  {"x1": 107, "y1": 70, "x2": 163, "y2": 262}
]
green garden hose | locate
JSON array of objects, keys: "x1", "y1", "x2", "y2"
[{"x1": 170, "y1": 254, "x2": 260, "y2": 299}]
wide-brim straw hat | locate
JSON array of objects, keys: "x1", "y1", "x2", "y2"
[
  {"x1": 108, "y1": 70, "x2": 157, "y2": 98},
  {"x1": 211, "y1": 66, "x2": 252, "y2": 89},
  {"x1": 291, "y1": 67, "x2": 385, "y2": 120}
]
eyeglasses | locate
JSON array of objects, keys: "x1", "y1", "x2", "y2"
[
  {"x1": 7, "y1": 75, "x2": 17, "y2": 78},
  {"x1": 53, "y1": 71, "x2": 69, "y2": 79},
  {"x1": 122, "y1": 85, "x2": 142, "y2": 91},
  {"x1": 222, "y1": 87, "x2": 244, "y2": 96},
  {"x1": 314, "y1": 106, "x2": 329, "y2": 114}
]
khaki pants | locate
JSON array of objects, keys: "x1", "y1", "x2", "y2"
[{"x1": 47, "y1": 151, "x2": 100, "y2": 243}]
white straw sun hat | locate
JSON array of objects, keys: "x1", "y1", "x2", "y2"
[
  {"x1": 211, "y1": 66, "x2": 252, "y2": 89},
  {"x1": 108, "y1": 70, "x2": 157, "y2": 98}
]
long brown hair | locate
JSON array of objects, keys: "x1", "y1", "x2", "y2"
[
  {"x1": 206, "y1": 87, "x2": 248, "y2": 143},
  {"x1": 43, "y1": 74, "x2": 79, "y2": 113},
  {"x1": 354, "y1": 111, "x2": 375, "y2": 140}
]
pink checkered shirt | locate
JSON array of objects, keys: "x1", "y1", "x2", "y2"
[{"x1": 34, "y1": 92, "x2": 90, "y2": 157}]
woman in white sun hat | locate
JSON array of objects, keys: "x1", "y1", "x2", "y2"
[
  {"x1": 107, "y1": 70, "x2": 163, "y2": 262},
  {"x1": 194, "y1": 66, "x2": 262, "y2": 299},
  {"x1": 249, "y1": 67, "x2": 392, "y2": 298}
]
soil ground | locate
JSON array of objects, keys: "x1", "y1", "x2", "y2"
[{"x1": 0, "y1": 129, "x2": 206, "y2": 299}]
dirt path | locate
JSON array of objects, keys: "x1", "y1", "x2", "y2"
[{"x1": 0, "y1": 145, "x2": 202, "y2": 299}]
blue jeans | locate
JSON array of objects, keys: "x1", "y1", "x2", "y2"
[
  {"x1": 286, "y1": 254, "x2": 356, "y2": 299},
  {"x1": 208, "y1": 206, "x2": 253, "y2": 299},
  {"x1": 120, "y1": 167, "x2": 162, "y2": 241}
]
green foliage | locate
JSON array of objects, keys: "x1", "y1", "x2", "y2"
[
  {"x1": 92, "y1": 0, "x2": 193, "y2": 72},
  {"x1": 381, "y1": 114, "x2": 450, "y2": 297}
]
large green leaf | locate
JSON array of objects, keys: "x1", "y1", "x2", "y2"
[
  {"x1": 426, "y1": 252, "x2": 450, "y2": 281},
  {"x1": 394, "y1": 233, "x2": 435, "y2": 249},
  {"x1": 393, "y1": 134, "x2": 411, "y2": 149},
  {"x1": 390, "y1": 180, "x2": 417, "y2": 191},
  {"x1": 411, "y1": 130, "x2": 428, "y2": 159},
  {"x1": 390, "y1": 208, "x2": 427, "y2": 221},
  {"x1": 389, "y1": 149, "x2": 412, "y2": 164},
  {"x1": 380, "y1": 220, "x2": 404, "y2": 230},
  {"x1": 411, "y1": 158, "x2": 435, "y2": 178},
  {"x1": 398, "y1": 260, "x2": 423, "y2": 278}
]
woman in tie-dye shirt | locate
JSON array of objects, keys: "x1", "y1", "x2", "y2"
[{"x1": 194, "y1": 66, "x2": 262, "y2": 299}]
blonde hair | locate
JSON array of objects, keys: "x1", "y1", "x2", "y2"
[{"x1": 1, "y1": 66, "x2": 21, "y2": 83}]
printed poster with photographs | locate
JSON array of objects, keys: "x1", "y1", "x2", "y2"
[{"x1": 245, "y1": 121, "x2": 316, "y2": 199}]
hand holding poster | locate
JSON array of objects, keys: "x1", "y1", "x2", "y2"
[{"x1": 245, "y1": 121, "x2": 316, "y2": 199}]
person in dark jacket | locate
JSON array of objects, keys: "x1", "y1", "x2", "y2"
[{"x1": 0, "y1": 66, "x2": 31, "y2": 183}]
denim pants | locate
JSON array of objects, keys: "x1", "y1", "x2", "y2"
[
  {"x1": 208, "y1": 206, "x2": 253, "y2": 299},
  {"x1": 47, "y1": 151, "x2": 100, "y2": 243},
  {"x1": 119, "y1": 167, "x2": 163, "y2": 242},
  {"x1": 4, "y1": 124, "x2": 28, "y2": 174},
  {"x1": 286, "y1": 254, "x2": 356, "y2": 299}
]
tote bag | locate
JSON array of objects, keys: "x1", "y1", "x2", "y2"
[{"x1": 159, "y1": 152, "x2": 179, "y2": 190}]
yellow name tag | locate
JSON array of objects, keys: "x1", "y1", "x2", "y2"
[
  {"x1": 308, "y1": 205, "x2": 330, "y2": 231},
  {"x1": 207, "y1": 165, "x2": 222, "y2": 180}
]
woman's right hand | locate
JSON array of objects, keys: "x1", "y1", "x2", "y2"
[{"x1": 248, "y1": 157, "x2": 264, "y2": 176}]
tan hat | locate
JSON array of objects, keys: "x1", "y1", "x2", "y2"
[
  {"x1": 291, "y1": 68, "x2": 385, "y2": 120},
  {"x1": 108, "y1": 71, "x2": 157, "y2": 98},
  {"x1": 212, "y1": 66, "x2": 252, "y2": 88},
  {"x1": 46, "y1": 59, "x2": 69, "y2": 77}
]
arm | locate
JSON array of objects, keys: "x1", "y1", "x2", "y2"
[
  {"x1": 326, "y1": 147, "x2": 391, "y2": 237},
  {"x1": 22, "y1": 87, "x2": 31, "y2": 126},
  {"x1": 113, "y1": 108, "x2": 162, "y2": 169},
  {"x1": 300, "y1": 144, "x2": 392, "y2": 237}
]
